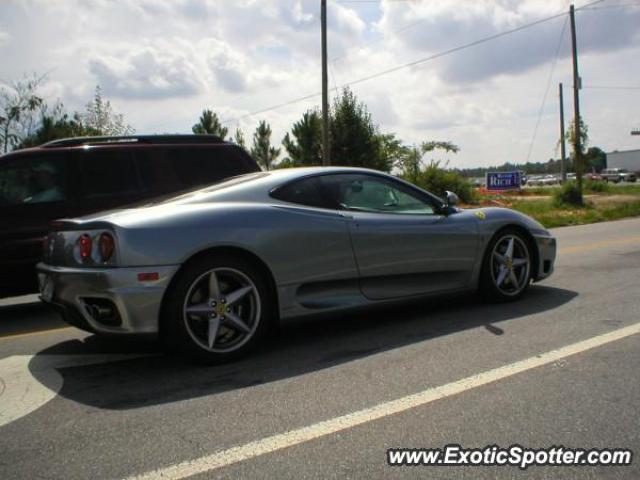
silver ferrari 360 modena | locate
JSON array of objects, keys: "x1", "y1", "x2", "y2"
[{"x1": 38, "y1": 167, "x2": 556, "y2": 362}]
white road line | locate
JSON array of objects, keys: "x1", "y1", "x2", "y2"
[
  {"x1": 128, "y1": 322, "x2": 640, "y2": 480},
  {"x1": 0, "y1": 354, "x2": 152, "y2": 428}
]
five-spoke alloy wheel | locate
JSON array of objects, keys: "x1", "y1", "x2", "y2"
[
  {"x1": 480, "y1": 229, "x2": 533, "y2": 302},
  {"x1": 162, "y1": 254, "x2": 273, "y2": 363},
  {"x1": 183, "y1": 268, "x2": 261, "y2": 353}
]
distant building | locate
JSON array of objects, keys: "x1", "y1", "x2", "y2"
[{"x1": 606, "y1": 149, "x2": 640, "y2": 173}]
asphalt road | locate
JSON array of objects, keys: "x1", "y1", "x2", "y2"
[{"x1": 1, "y1": 218, "x2": 640, "y2": 479}]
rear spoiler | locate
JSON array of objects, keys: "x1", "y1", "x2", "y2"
[{"x1": 49, "y1": 219, "x2": 115, "y2": 231}]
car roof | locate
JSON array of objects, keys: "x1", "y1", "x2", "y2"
[
  {"x1": 261, "y1": 166, "x2": 389, "y2": 180},
  {"x1": 153, "y1": 166, "x2": 411, "y2": 206}
]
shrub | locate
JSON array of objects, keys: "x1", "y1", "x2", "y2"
[
  {"x1": 407, "y1": 161, "x2": 477, "y2": 204},
  {"x1": 553, "y1": 181, "x2": 583, "y2": 207},
  {"x1": 584, "y1": 179, "x2": 610, "y2": 193}
]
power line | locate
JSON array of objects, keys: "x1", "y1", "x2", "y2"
[
  {"x1": 221, "y1": 0, "x2": 604, "y2": 125},
  {"x1": 335, "y1": 0, "x2": 419, "y2": 3},
  {"x1": 525, "y1": 14, "x2": 568, "y2": 163},
  {"x1": 581, "y1": 2, "x2": 640, "y2": 9},
  {"x1": 583, "y1": 85, "x2": 640, "y2": 90},
  {"x1": 330, "y1": 16, "x2": 428, "y2": 64}
]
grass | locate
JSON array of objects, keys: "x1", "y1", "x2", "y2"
[
  {"x1": 501, "y1": 182, "x2": 640, "y2": 197},
  {"x1": 508, "y1": 199, "x2": 640, "y2": 228},
  {"x1": 469, "y1": 180, "x2": 640, "y2": 228}
]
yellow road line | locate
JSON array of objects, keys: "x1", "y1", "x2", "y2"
[
  {"x1": 559, "y1": 236, "x2": 640, "y2": 254},
  {"x1": 0, "y1": 326, "x2": 73, "y2": 341}
]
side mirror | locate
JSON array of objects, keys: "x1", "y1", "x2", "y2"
[{"x1": 445, "y1": 190, "x2": 459, "y2": 207}]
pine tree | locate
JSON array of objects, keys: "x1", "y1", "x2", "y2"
[
  {"x1": 251, "y1": 120, "x2": 280, "y2": 170},
  {"x1": 192, "y1": 109, "x2": 229, "y2": 139}
]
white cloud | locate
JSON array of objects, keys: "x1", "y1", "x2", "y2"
[
  {"x1": 292, "y1": 1, "x2": 313, "y2": 24},
  {"x1": 0, "y1": 0, "x2": 638, "y2": 167},
  {"x1": 0, "y1": 30, "x2": 9, "y2": 48},
  {"x1": 88, "y1": 45, "x2": 206, "y2": 99}
]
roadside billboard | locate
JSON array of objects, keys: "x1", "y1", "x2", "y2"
[{"x1": 485, "y1": 171, "x2": 522, "y2": 191}]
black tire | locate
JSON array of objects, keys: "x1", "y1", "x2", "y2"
[
  {"x1": 479, "y1": 228, "x2": 533, "y2": 303},
  {"x1": 161, "y1": 253, "x2": 274, "y2": 363}
]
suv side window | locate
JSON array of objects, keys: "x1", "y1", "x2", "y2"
[
  {"x1": 168, "y1": 147, "x2": 258, "y2": 189},
  {"x1": 0, "y1": 155, "x2": 67, "y2": 205},
  {"x1": 79, "y1": 149, "x2": 139, "y2": 197},
  {"x1": 270, "y1": 176, "x2": 334, "y2": 209},
  {"x1": 134, "y1": 149, "x2": 179, "y2": 194}
]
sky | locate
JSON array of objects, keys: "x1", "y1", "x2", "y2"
[{"x1": 0, "y1": 0, "x2": 639, "y2": 168}]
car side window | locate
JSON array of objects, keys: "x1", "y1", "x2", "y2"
[
  {"x1": 80, "y1": 150, "x2": 139, "y2": 197},
  {"x1": 321, "y1": 174, "x2": 435, "y2": 215},
  {"x1": 270, "y1": 176, "x2": 333, "y2": 209},
  {"x1": 0, "y1": 155, "x2": 67, "y2": 205}
]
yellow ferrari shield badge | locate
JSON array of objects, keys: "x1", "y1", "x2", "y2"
[{"x1": 474, "y1": 211, "x2": 486, "y2": 220}]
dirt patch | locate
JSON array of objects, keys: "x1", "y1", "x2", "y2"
[{"x1": 590, "y1": 195, "x2": 640, "y2": 207}]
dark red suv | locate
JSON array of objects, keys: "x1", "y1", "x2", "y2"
[{"x1": 0, "y1": 135, "x2": 261, "y2": 297}]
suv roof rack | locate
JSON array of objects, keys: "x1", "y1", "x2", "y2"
[{"x1": 41, "y1": 134, "x2": 225, "y2": 148}]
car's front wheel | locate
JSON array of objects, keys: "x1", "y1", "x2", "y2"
[
  {"x1": 162, "y1": 254, "x2": 273, "y2": 363},
  {"x1": 480, "y1": 229, "x2": 533, "y2": 302}
]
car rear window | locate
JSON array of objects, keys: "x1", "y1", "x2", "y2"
[{"x1": 270, "y1": 176, "x2": 334, "y2": 209}]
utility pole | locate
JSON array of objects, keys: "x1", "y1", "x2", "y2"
[
  {"x1": 569, "y1": 4, "x2": 583, "y2": 200},
  {"x1": 559, "y1": 83, "x2": 567, "y2": 183},
  {"x1": 321, "y1": 0, "x2": 330, "y2": 166}
]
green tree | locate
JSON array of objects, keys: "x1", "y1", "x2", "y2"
[
  {"x1": 565, "y1": 117, "x2": 588, "y2": 156},
  {"x1": 376, "y1": 133, "x2": 409, "y2": 171},
  {"x1": 251, "y1": 120, "x2": 280, "y2": 170},
  {"x1": 584, "y1": 146, "x2": 606, "y2": 172},
  {"x1": 329, "y1": 88, "x2": 391, "y2": 172},
  {"x1": 18, "y1": 108, "x2": 98, "y2": 148},
  {"x1": 233, "y1": 128, "x2": 246, "y2": 149},
  {"x1": 0, "y1": 74, "x2": 45, "y2": 153},
  {"x1": 398, "y1": 141, "x2": 460, "y2": 183},
  {"x1": 396, "y1": 141, "x2": 473, "y2": 202},
  {"x1": 282, "y1": 110, "x2": 323, "y2": 167},
  {"x1": 192, "y1": 109, "x2": 228, "y2": 138},
  {"x1": 565, "y1": 117, "x2": 588, "y2": 204},
  {"x1": 83, "y1": 86, "x2": 134, "y2": 136}
]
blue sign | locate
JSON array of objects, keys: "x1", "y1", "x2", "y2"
[{"x1": 485, "y1": 171, "x2": 522, "y2": 191}]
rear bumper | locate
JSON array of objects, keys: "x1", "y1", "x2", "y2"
[
  {"x1": 532, "y1": 233, "x2": 556, "y2": 282},
  {"x1": 36, "y1": 263, "x2": 179, "y2": 334}
]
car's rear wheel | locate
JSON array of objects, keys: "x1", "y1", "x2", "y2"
[
  {"x1": 480, "y1": 229, "x2": 533, "y2": 302},
  {"x1": 162, "y1": 254, "x2": 273, "y2": 363}
]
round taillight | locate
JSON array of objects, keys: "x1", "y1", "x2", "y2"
[
  {"x1": 78, "y1": 234, "x2": 92, "y2": 260},
  {"x1": 99, "y1": 233, "x2": 115, "y2": 262}
]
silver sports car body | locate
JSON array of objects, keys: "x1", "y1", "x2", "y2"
[{"x1": 38, "y1": 167, "x2": 556, "y2": 361}]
